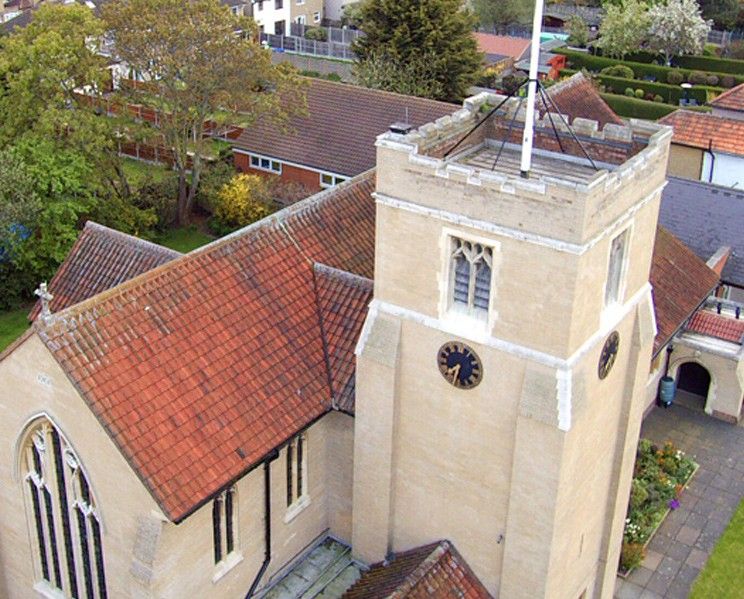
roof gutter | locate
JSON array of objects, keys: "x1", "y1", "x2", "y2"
[{"x1": 246, "y1": 447, "x2": 280, "y2": 599}]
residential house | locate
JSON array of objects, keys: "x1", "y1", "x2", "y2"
[
  {"x1": 231, "y1": 78, "x2": 456, "y2": 192},
  {"x1": 658, "y1": 109, "x2": 744, "y2": 187},
  {"x1": 3, "y1": 74, "x2": 744, "y2": 599},
  {"x1": 473, "y1": 32, "x2": 531, "y2": 73},
  {"x1": 514, "y1": 47, "x2": 567, "y2": 81},
  {"x1": 250, "y1": 0, "x2": 323, "y2": 35}
]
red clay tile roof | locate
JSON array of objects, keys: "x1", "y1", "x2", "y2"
[
  {"x1": 658, "y1": 110, "x2": 744, "y2": 156},
  {"x1": 650, "y1": 227, "x2": 719, "y2": 354},
  {"x1": 35, "y1": 174, "x2": 376, "y2": 521},
  {"x1": 544, "y1": 72, "x2": 624, "y2": 129},
  {"x1": 314, "y1": 264, "x2": 373, "y2": 414},
  {"x1": 343, "y1": 540, "x2": 492, "y2": 599},
  {"x1": 29, "y1": 221, "x2": 181, "y2": 321},
  {"x1": 686, "y1": 310, "x2": 744, "y2": 344},
  {"x1": 473, "y1": 33, "x2": 530, "y2": 61},
  {"x1": 709, "y1": 82, "x2": 744, "y2": 113},
  {"x1": 233, "y1": 78, "x2": 457, "y2": 177}
]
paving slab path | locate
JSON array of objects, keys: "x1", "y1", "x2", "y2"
[{"x1": 615, "y1": 402, "x2": 744, "y2": 599}]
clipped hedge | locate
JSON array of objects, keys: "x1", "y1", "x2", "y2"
[
  {"x1": 600, "y1": 93, "x2": 678, "y2": 119},
  {"x1": 618, "y1": 50, "x2": 744, "y2": 76},
  {"x1": 561, "y1": 68, "x2": 722, "y2": 105},
  {"x1": 557, "y1": 49, "x2": 744, "y2": 86}
]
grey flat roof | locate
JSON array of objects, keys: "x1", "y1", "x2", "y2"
[{"x1": 660, "y1": 177, "x2": 744, "y2": 287}]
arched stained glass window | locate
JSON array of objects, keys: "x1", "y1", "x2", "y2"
[{"x1": 22, "y1": 418, "x2": 108, "y2": 599}]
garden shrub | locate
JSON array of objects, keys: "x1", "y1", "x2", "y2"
[
  {"x1": 728, "y1": 41, "x2": 744, "y2": 60},
  {"x1": 625, "y1": 87, "x2": 635, "y2": 97},
  {"x1": 688, "y1": 71, "x2": 709, "y2": 85},
  {"x1": 666, "y1": 70, "x2": 684, "y2": 85},
  {"x1": 211, "y1": 174, "x2": 274, "y2": 234},
  {"x1": 325, "y1": 72, "x2": 342, "y2": 82},
  {"x1": 653, "y1": 94, "x2": 664, "y2": 103},
  {"x1": 635, "y1": 89, "x2": 644, "y2": 98},
  {"x1": 601, "y1": 65, "x2": 635, "y2": 79},
  {"x1": 196, "y1": 160, "x2": 235, "y2": 214},
  {"x1": 620, "y1": 543, "x2": 646, "y2": 572},
  {"x1": 706, "y1": 74, "x2": 719, "y2": 86},
  {"x1": 133, "y1": 176, "x2": 178, "y2": 231},
  {"x1": 304, "y1": 27, "x2": 328, "y2": 42},
  {"x1": 720, "y1": 75, "x2": 735, "y2": 88}
]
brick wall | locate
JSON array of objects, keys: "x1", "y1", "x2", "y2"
[{"x1": 234, "y1": 152, "x2": 323, "y2": 192}]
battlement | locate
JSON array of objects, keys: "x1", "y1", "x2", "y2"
[{"x1": 374, "y1": 83, "x2": 673, "y2": 246}]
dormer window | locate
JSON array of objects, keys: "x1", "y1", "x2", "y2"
[{"x1": 450, "y1": 237, "x2": 493, "y2": 316}]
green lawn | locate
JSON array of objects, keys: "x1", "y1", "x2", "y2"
[
  {"x1": 121, "y1": 157, "x2": 171, "y2": 189},
  {"x1": 156, "y1": 226, "x2": 214, "y2": 253},
  {"x1": 0, "y1": 305, "x2": 31, "y2": 353},
  {"x1": 689, "y1": 499, "x2": 744, "y2": 598}
]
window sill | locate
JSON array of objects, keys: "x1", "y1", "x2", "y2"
[
  {"x1": 284, "y1": 495, "x2": 310, "y2": 524},
  {"x1": 212, "y1": 552, "x2": 244, "y2": 583},
  {"x1": 33, "y1": 582, "x2": 66, "y2": 599}
]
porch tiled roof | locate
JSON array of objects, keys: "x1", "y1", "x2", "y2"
[
  {"x1": 29, "y1": 221, "x2": 181, "y2": 321},
  {"x1": 709, "y1": 82, "x2": 744, "y2": 113},
  {"x1": 543, "y1": 72, "x2": 624, "y2": 128},
  {"x1": 687, "y1": 311, "x2": 744, "y2": 344},
  {"x1": 343, "y1": 540, "x2": 492, "y2": 599},
  {"x1": 35, "y1": 173, "x2": 376, "y2": 521},
  {"x1": 649, "y1": 227, "x2": 719, "y2": 354},
  {"x1": 658, "y1": 110, "x2": 744, "y2": 156}
]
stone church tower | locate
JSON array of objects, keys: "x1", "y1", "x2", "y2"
[{"x1": 352, "y1": 96, "x2": 672, "y2": 598}]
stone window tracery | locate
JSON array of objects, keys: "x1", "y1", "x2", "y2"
[
  {"x1": 22, "y1": 418, "x2": 107, "y2": 599},
  {"x1": 450, "y1": 237, "x2": 493, "y2": 315}
]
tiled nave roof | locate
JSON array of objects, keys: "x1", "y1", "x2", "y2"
[{"x1": 34, "y1": 174, "x2": 375, "y2": 521}]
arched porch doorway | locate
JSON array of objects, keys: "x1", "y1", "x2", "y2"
[{"x1": 676, "y1": 362, "x2": 711, "y2": 410}]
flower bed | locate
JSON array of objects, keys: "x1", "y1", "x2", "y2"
[{"x1": 619, "y1": 439, "x2": 698, "y2": 574}]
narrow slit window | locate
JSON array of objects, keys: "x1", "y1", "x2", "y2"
[
  {"x1": 286, "y1": 433, "x2": 308, "y2": 508},
  {"x1": 605, "y1": 229, "x2": 629, "y2": 306},
  {"x1": 212, "y1": 487, "x2": 237, "y2": 565}
]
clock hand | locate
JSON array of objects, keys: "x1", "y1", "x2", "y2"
[{"x1": 448, "y1": 363, "x2": 461, "y2": 386}]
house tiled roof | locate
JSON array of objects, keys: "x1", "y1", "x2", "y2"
[
  {"x1": 709, "y1": 82, "x2": 744, "y2": 113},
  {"x1": 343, "y1": 540, "x2": 492, "y2": 599},
  {"x1": 544, "y1": 72, "x2": 624, "y2": 128},
  {"x1": 686, "y1": 310, "x2": 744, "y2": 344},
  {"x1": 314, "y1": 264, "x2": 373, "y2": 414},
  {"x1": 473, "y1": 33, "x2": 530, "y2": 61},
  {"x1": 35, "y1": 173, "x2": 376, "y2": 521},
  {"x1": 29, "y1": 222, "x2": 181, "y2": 321},
  {"x1": 660, "y1": 177, "x2": 744, "y2": 287},
  {"x1": 233, "y1": 79, "x2": 457, "y2": 177},
  {"x1": 658, "y1": 110, "x2": 744, "y2": 156},
  {"x1": 649, "y1": 227, "x2": 719, "y2": 354}
]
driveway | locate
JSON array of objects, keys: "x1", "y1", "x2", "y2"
[{"x1": 615, "y1": 400, "x2": 744, "y2": 598}]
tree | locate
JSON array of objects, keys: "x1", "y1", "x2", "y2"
[
  {"x1": 212, "y1": 174, "x2": 273, "y2": 233},
  {"x1": 648, "y1": 0, "x2": 711, "y2": 65},
  {"x1": 598, "y1": 0, "x2": 651, "y2": 59},
  {"x1": 352, "y1": 0, "x2": 483, "y2": 102},
  {"x1": 0, "y1": 4, "x2": 135, "y2": 203},
  {"x1": 353, "y1": 51, "x2": 446, "y2": 100},
  {"x1": 471, "y1": 0, "x2": 532, "y2": 30},
  {"x1": 103, "y1": 0, "x2": 305, "y2": 225},
  {"x1": 567, "y1": 15, "x2": 590, "y2": 47},
  {"x1": 698, "y1": 0, "x2": 739, "y2": 29}
]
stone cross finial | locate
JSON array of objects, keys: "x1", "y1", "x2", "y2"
[{"x1": 34, "y1": 282, "x2": 54, "y2": 325}]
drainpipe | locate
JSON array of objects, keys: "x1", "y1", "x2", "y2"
[
  {"x1": 246, "y1": 448, "x2": 280, "y2": 599},
  {"x1": 706, "y1": 139, "x2": 716, "y2": 183}
]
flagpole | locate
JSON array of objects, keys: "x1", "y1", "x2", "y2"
[{"x1": 520, "y1": 0, "x2": 546, "y2": 178}]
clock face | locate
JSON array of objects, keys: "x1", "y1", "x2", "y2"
[
  {"x1": 598, "y1": 331, "x2": 620, "y2": 380},
  {"x1": 437, "y1": 341, "x2": 483, "y2": 389}
]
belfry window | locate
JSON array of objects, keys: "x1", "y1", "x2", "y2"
[
  {"x1": 605, "y1": 229, "x2": 629, "y2": 306},
  {"x1": 22, "y1": 418, "x2": 107, "y2": 599},
  {"x1": 450, "y1": 237, "x2": 493, "y2": 315},
  {"x1": 212, "y1": 486, "x2": 237, "y2": 564},
  {"x1": 286, "y1": 433, "x2": 307, "y2": 508}
]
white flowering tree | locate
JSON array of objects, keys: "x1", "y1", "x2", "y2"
[{"x1": 648, "y1": 0, "x2": 711, "y2": 65}]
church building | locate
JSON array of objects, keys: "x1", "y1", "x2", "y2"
[{"x1": 0, "y1": 78, "x2": 720, "y2": 599}]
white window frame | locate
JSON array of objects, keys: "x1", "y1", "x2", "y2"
[
  {"x1": 439, "y1": 228, "x2": 500, "y2": 330},
  {"x1": 319, "y1": 172, "x2": 347, "y2": 188},
  {"x1": 313, "y1": 11, "x2": 320, "y2": 23},
  {"x1": 248, "y1": 153, "x2": 282, "y2": 174},
  {"x1": 295, "y1": 15, "x2": 306, "y2": 25},
  {"x1": 296, "y1": 0, "x2": 305, "y2": 4}
]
